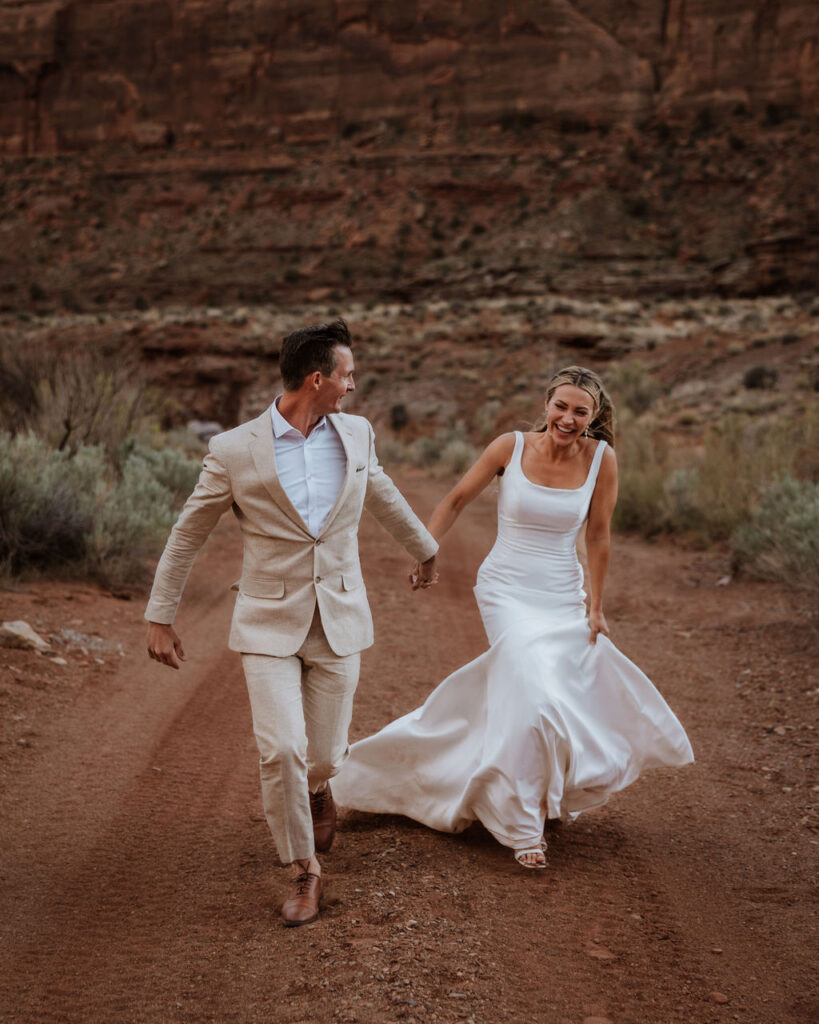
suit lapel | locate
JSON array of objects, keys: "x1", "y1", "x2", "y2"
[
  {"x1": 317, "y1": 414, "x2": 356, "y2": 538},
  {"x1": 248, "y1": 408, "x2": 313, "y2": 537}
]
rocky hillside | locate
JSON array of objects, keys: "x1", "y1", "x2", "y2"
[
  {"x1": 4, "y1": 293, "x2": 816, "y2": 440},
  {"x1": 0, "y1": 3, "x2": 817, "y2": 309},
  {"x1": 2, "y1": 1, "x2": 817, "y2": 153}
]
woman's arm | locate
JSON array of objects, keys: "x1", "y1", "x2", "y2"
[
  {"x1": 584, "y1": 445, "x2": 618, "y2": 643},
  {"x1": 425, "y1": 433, "x2": 516, "y2": 543}
]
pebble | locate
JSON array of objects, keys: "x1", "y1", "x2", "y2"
[
  {"x1": 586, "y1": 944, "x2": 616, "y2": 960},
  {"x1": 709, "y1": 991, "x2": 729, "y2": 1004}
]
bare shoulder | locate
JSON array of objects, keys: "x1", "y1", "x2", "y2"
[
  {"x1": 484, "y1": 431, "x2": 517, "y2": 465},
  {"x1": 595, "y1": 442, "x2": 618, "y2": 488},
  {"x1": 599, "y1": 441, "x2": 617, "y2": 471}
]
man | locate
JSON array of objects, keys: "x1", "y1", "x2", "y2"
[{"x1": 146, "y1": 319, "x2": 437, "y2": 926}]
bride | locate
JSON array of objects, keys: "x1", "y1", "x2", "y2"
[{"x1": 333, "y1": 366, "x2": 694, "y2": 868}]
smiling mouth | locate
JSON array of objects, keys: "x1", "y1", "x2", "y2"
[{"x1": 555, "y1": 424, "x2": 575, "y2": 435}]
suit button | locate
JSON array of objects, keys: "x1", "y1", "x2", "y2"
[{"x1": 315, "y1": 576, "x2": 322, "y2": 583}]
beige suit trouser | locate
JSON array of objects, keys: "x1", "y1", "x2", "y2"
[{"x1": 241, "y1": 610, "x2": 360, "y2": 865}]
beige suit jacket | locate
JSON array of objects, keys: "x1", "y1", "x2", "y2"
[{"x1": 144, "y1": 408, "x2": 438, "y2": 657}]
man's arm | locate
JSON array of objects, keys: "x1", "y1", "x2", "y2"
[
  {"x1": 361, "y1": 422, "x2": 439, "y2": 566},
  {"x1": 145, "y1": 442, "x2": 235, "y2": 667}
]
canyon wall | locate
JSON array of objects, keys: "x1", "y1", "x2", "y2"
[{"x1": 1, "y1": 0, "x2": 817, "y2": 155}]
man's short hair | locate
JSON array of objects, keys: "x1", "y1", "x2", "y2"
[{"x1": 279, "y1": 319, "x2": 352, "y2": 391}]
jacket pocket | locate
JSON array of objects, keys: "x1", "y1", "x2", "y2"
[
  {"x1": 341, "y1": 571, "x2": 364, "y2": 591},
  {"x1": 240, "y1": 576, "x2": 285, "y2": 599}
]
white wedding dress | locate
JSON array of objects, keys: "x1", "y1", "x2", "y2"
[{"x1": 333, "y1": 433, "x2": 694, "y2": 852}]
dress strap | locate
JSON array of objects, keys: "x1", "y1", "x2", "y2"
[{"x1": 585, "y1": 439, "x2": 607, "y2": 491}]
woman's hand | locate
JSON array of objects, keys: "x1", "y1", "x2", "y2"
[
  {"x1": 409, "y1": 556, "x2": 439, "y2": 590},
  {"x1": 588, "y1": 610, "x2": 610, "y2": 644}
]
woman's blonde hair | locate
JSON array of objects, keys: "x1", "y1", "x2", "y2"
[{"x1": 535, "y1": 365, "x2": 615, "y2": 447}]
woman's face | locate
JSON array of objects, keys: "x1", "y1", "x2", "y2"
[{"x1": 545, "y1": 384, "x2": 596, "y2": 444}]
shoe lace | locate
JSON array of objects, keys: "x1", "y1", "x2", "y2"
[
  {"x1": 310, "y1": 789, "x2": 329, "y2": 811},
  {"x1": 293, "y1": 872, "x2": 313, "y2": 895}
]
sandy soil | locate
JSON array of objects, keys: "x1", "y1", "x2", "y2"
[{"x1": 0, "y1": 474, "x2": 816, "y2": 1024}]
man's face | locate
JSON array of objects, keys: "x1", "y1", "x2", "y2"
[{"x1": 316, "y1": 345, "x2": 355, "y2": 414}]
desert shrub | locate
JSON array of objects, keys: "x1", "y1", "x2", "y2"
[
  {"x1": 614, "y1": 406, "x2": 818, "y2": 543},
  {"x1": 373, "y1": 437, "x2": 409, "y2": 468},
  {"x1": 731, "y1": 476, "x2": 819, "y2": 593},
  {"x1": 86, "y1": 452, "x2": 180, "y2": 584},
  {"x1": 375, "y1": 426, "x2": 477, "y2": 476},
  {"x1": 612, "y1": 419, "x2": 671, "y2": 535},
  {"x1": 0, "y1": 336, "x2": 157, "y2": 462},
  {"x1": 605, "y1": 360, "x2": 658, "y2": 416},
  {"x1": 0, "y1": 433, "x2": 97, "y2": 575},
  {"x1": 743, "y1": 364, "x2": 778, "y2": 390},
  {"x1": 0, "y1": 431, "x2": 200, "y2": 585},
  {"x1": 390, "y1": 403, "x2": 410, "y2": 431},
  {"x1": 118, "y1": 441, "x2": 202, "y2": 505},
  {"x1": 438, "y1": 437, "x2": 477, "y2": 475}
]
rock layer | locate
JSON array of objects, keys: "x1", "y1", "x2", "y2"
[{"x1": 0, "y1": 0, "x2": 817, "y2": 156}]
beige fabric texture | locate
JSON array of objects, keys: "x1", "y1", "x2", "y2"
[
  {"x1": 145, "y1": 408, "x2": 438, "y2": 657},
  {"x1": 242, "y1": 617, "x2": 360, "y2": 865}
]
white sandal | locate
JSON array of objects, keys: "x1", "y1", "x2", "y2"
[{"x1": 514, "y1": 841, "x2": 547, "y2": 870}]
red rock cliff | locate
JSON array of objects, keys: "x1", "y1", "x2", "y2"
[{"x1": 1, "y1": 0, "x2": 816, "y2": 155}]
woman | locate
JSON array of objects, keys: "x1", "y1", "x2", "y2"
[{"x1": 333, "y1": 366, "x2": 694, "y2": 868}]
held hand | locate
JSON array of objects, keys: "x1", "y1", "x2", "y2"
[
  {"x1": 408, "y1": 555, "x2": 440, "y2": 591},
  {"x1": 588, "y1": 610, "x2": 610, "y2": 645},
  {"x1": 147, "y1": 622, "x2": 186, "y2": 670}
]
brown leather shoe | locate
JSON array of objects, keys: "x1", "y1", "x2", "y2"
[
  {"x1": 281, "y1": 871, "x2": 322, "y2": 927},
  {"x1": 309, "y1": 784, "x2": 336, "y2": 853}
]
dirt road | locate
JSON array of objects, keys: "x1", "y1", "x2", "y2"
[{"x1": 0, "y1": 475, "x2": 816, "y2": 1024}]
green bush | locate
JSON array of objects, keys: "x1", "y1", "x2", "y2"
[
  {"x1": 615, "y1": 407, "x2": 819, "y2": 544},
  {"x1": 605, "y1": 360, "x2": 658, "y2": 416},
  {"x1": 118, "y1": 441, "x2": 202, "y2": 505},
  {"x1": 731, "y1": 476, "x2": 819, "y2": 593},
  {"x1": 0, "y1": 431, "x2": 200, "y2": 585},
  {"x1": 438, "y1": 438, "x2": 477, "y2": 475},
  {"x1": 0, "y1": 433, "x2": 97, "y2": 575},
  {"x1": 88, "y1": 452, "x2": 181, "y2": 583},
  {"x1": 612, "y1": 417, "x2": 671, "y2": 535}
]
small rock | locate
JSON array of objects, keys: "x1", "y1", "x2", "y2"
[
  {"x1": 583, "y1": 1018, "x2": 613, "y2": 1024},
  {"x1": 711, "y1": 947, "x2": 724, "y2": 954},
  {"x1": 585, "y1": 943, "x2": 616, "y2": 960},
  {"x1": 716, "y1": 575, "x2": 732, "y2": 586},
  {"x1": 709, "y1": 991, "x2": 729, "y2": 1004},
  {"x1": 1, "y1": 620, "x2": 51, "y2": 654},
  {"x1": 49, "y1": 657, "x2": 68, "y2": 666},
  {"x1": 187, "y1": 419, "x2": 223, "y2": 442}
]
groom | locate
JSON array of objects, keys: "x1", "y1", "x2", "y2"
[{"x1": 145, "y1": 318, "x2": 438, "y2": 926}]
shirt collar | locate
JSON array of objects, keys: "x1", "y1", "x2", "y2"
[{"x1": 271, "y1": 396, "x2": 328, "y2": 440}]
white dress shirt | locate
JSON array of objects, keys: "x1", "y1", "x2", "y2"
[{"x1": 271, "y1": 397, "x2": 347, "y2": 536}]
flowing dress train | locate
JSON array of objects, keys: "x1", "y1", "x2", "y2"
[{"x1": 333, "y1": 433, "x2": 694, "y2": 852}]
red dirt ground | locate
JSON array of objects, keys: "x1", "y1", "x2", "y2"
[{"x1": 0, "y1": 474, "x2": 816, "y2": 1024}]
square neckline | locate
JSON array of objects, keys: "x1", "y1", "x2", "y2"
[{"x1": 516, "y1": 431, "x2": 603, "y2": 492}]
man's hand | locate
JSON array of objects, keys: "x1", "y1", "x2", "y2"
[
  {"x1": 147, "y1": 622, "x2": 186, "y2": 670},
  {"x1": 409, "y1": 555, "x2": 439, "y2": 591}
]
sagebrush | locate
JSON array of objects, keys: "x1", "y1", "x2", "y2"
[{"x1": 0, "y1": 432, "x2": 201, "y2": 585}]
